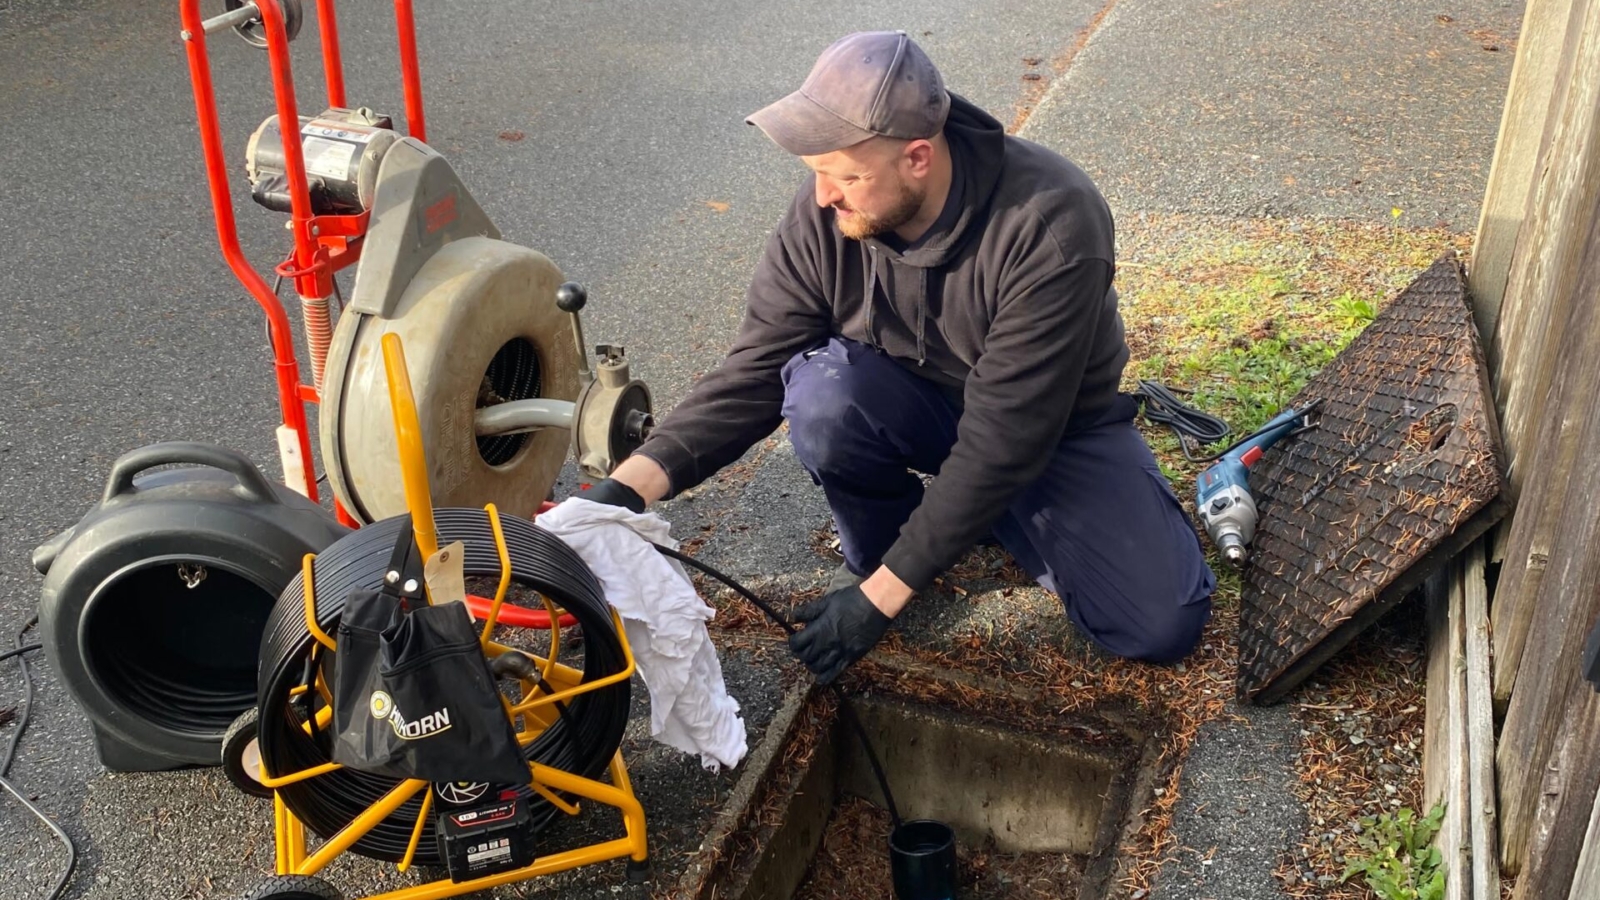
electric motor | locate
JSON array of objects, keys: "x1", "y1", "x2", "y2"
[{"x1": 246, "y1": 107, "x2": 401, "y2": 215}]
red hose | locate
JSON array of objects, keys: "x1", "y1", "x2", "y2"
[
  {"x1": 464, "y1": 499, "x2": 576, "y2": 628},
  {"x1": 464, "y1": 594, "x2": 577, "y2": 629}
]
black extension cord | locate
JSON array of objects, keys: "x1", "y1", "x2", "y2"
[
  {"x1": 1131, "y1": 379, "x2": 1233, "y2": 463},
  {"x1": 1, "y1": 617, "x2": 78, "y2": 900}
]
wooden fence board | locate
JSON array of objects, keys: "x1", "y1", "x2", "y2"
[
  {"x1": 1461, "y1": 541, "x2": 1498, "y2": 900},
  {"x1": 1494, "y1": 201, "x2": 1600, "y2": 872},
  {"x1": 1470, "y1": 0, "x2": 1581, "y2": 346},
  {"x1": 1487, "y1": 0, "x2": 1600, "y2": 495},
  {"x1": 1566, "y1": 780, "x2": 1600, "y2": 900},
  {"x1": 1426, "y1": 569, "x2": 1471, "y2": 900},
  {"x1": 1513, "y1": 690, "x2": 1600, "y2": 900},
  {"x1": 1488, "y1": 0, "x2": 1600, "y2": 707}
]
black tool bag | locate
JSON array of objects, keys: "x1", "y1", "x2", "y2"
[{"x1": 329, "y1": 524, "x2": 530, "y2": 786}]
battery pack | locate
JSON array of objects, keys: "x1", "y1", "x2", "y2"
[{"x1": 435, "y1": 797, "x2": 535, "y2": 883}]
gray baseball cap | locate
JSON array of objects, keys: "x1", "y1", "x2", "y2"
[{"x1": 747, "y1": 31, "x2": 951, "y2": 156}]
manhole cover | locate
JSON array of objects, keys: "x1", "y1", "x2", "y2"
[{"x1": 1238, "y1": 251, "x2": 1507, "y2": 705}]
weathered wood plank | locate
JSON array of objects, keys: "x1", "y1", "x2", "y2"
[
  {"x1": 1489, "y1": 0, "x2": 1600, "y2": 707},
  {"x1": 1470, "y1": 0, "x2": 1582, "y2": 346},
  {"x1": 1495, "y1": 194, "x2": 1600, "y2": 872},
  {"x1": 1566, "y1": 779, "x2": 1600, "y2": 900},
  {"x1": 1461, "y1": 541, "x2": 1498, "y2": 900},
  {"x1": 1425, "y1": 570, "x2": 1452, "y2": 808},
  {"x1": 1513, "y1": 689, "x2": 1600, "y2": 900},
  {"x1": 1487, "y1": 347, "x2": 1591, "y2": 709},
  {"x1": 1487, "y1": 0, "x2": 1600, "y2": 501},
  {"x1": 1425, "y1": 569, "x2": 1471, "y2": 900}
]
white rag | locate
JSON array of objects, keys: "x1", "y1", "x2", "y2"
[{"x1": 535, "y1": 497, "x2": 748, "y2": 772}]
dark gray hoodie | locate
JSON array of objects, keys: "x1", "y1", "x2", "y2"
[{"x1": 635, "y1": 94, "x2": 1128, "y2": 590}]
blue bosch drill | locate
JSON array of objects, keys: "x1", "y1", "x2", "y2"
[{"x1": 1195, "y1": 400, "x2": 1321, "y2": 569}]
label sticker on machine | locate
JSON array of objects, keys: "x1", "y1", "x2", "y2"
[
  {"x1": 301, "y1": 137, "x2": 357, "y2": 180},
  {"x1": 438, "y1": 797, "x2": 535, "y2": 882},
  {"x1": 467, "y1": 837, "x2": 513, "y2": 866},
  {"x1": 303, "y1": 122, "x2": 380, "y2": 143}
]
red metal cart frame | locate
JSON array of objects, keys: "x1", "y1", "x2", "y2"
[{"x1": 177, "y1": 0, "x2": 428, "y2": 528}]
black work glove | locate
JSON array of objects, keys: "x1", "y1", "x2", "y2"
[
  {"x1": 787, "y1": 584, "x2": 892, "y2": 685},
  {"x1": 580, "y1": 478, "x2": 646, "y2": 514}
]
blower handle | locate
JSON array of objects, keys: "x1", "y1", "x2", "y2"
[{"x1": 102, "y1": 442, "x2": 278, "y2": 505}]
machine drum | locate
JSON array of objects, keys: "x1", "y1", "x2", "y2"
[
  {"x1": 321, "y1": 237, "x2": 580, "y2": 524},
  {"x1": 33, "y1": 443, "x2": 348, "y2": 771}
]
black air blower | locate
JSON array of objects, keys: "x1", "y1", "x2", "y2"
[{"x1": 33, "y1": 443, "x2": 347, "y2": 771}]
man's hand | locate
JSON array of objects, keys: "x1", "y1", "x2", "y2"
[
  {"x1": 788, "y1": 583, "x2": 893, "y2": 684},
  {"x1": 580, "y1": 478, "x2": 647, "y2": 513},
  {"x1": 605, "y1": 456, "x2": 672, "y2": 505},
  {"x1": 580, "y1": 456, "x2": 672, "y2": 513}
]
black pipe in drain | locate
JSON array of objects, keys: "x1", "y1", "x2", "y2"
[{"x1": 649, "y1": 544, "x2": 961, "y2": 899}]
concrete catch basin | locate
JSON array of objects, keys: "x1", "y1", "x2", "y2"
[{"x1": 675, "y1": 659, "x2": 1163, "y2": 900}]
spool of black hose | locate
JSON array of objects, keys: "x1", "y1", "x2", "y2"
[
  {"x1": 33, "y1": 442, "x2": 349, "y2": 771},
  {"x1": 255, "y1": 509, "x2": 630, "y2": 864}
]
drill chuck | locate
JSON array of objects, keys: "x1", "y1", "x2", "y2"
[
  {"x1": 1192, "y1": 399, "x2": 1320, "y2": 568},
  {"x1": 1219, "y1": 537, "x2": 1249, "y2": 569}
]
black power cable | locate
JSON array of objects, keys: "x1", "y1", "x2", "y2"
[
  {"x1": 1131, "y1": 379, "x2": 1233, "y2": 462},
  {"x1": 0, "y1": 643, "x2": 41, "y2": 663},
  {"x1": 1, "y1": 617, "x2": 77, "y2": 900},
  {"x1": 649, "y1": 543, "x2": 904, "y2": 829}
]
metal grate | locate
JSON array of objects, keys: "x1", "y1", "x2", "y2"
[{"x1": 1238, "y1": 252, "x2": 1506, "y2": 704}]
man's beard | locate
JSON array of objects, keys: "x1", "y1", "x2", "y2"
[{"x1": 836, "y1": 180, "x2": 925, "y2": 241}]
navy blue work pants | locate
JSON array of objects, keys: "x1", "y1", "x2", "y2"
[{"x1": 779, "y1": 337, "x2": 1215, "y2": 663}]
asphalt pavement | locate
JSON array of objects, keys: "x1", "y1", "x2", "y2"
[
  {"x1": 0, "y1": 0, "x2": 1518, "y2": 898},
  {"x1": 0, "y1": 2, "x2": 1101, "y2": 897}
]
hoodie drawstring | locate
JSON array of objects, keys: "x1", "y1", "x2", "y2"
[
  {"x1": 864, "y1": 247, "x2": 880, "y2": 351},
  {"x1": 915, "y1": 269, "x2": 928, "y2": 366},
  {"x1": 864, "y1": 246, "x2": 931, "y2": 366}
]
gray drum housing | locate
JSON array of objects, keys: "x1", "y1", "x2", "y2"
[
  {"x1": 320, "y1": 137, "x2": 582, "y2": 523},
  {"x1": 33, "y1": 443, "x2": 348, "y2": 771}
]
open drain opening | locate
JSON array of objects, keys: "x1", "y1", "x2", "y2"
[{"x1": 722, "y1": 690, "x2": 1150, "y2": 900}]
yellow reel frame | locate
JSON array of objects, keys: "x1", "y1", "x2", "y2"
[{"x1": 257, "y1": 332, "x2": 649, "y2": 898}]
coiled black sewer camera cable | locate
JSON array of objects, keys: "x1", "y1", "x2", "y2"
[
  {"x1": 0, "y1": 509, "x2": 896, "y2": 898},
  {"x1": 2, "y1": 616, "x2": 78, "y2": 900},
  {"x1": 258, "y1": 511, "x2": 632, "y2": 864},
  {"x1": 256, "y1": 509, "x2": 906, "y2": 862}
]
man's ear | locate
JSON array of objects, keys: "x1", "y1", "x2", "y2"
[{"x1": 902, "y1": 139, "x2": 936, "y2": 177}]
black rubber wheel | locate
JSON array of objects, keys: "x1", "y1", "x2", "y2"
[
  {"x1": 222, "y1": 707, "x2": 273, "y2": 800},
  {"x1": 241, "y1": 874, "x2": 342, "y2": 900}
]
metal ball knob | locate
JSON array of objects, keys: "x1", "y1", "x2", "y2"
[{"x1": 556, "y1": 282, "x2": 588, "y2": 313}]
